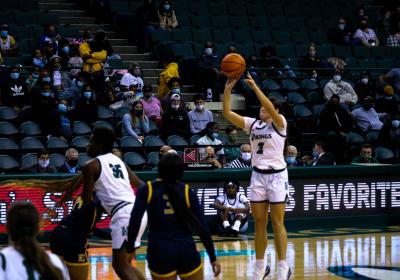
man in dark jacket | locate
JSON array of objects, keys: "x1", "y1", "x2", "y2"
[
  {"x1": 318, "y1": 94, "x2": 352, "y2": 137},
  {"x1": 1, "y1": 66, "x2": 30, "y2": 112},
  {"x1": 20, "y1": 149, "x2": 57, "y2": 173},
  {"x1": 161, "y1": 94, "x2": 190, "y2": 140}
]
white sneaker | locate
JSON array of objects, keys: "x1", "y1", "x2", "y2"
[
  {"x1": 277, "y1": 264, "x2": 292, "y2": 280},
  {"x1": 253, "y1": 265, "x2": 270, "y2": 280}
]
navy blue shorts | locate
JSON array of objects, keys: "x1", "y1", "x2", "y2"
[
  {"x1": 50, "y1": 225, "x2": 88, "y2": 264},
  {"x1": 147, "y1": 239, "x2": 202, "y2": 278}
]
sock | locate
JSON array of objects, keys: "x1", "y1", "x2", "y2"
[
  {"x1": 223, "y1": 221, "x2": 230, "y2": 228},
  {"x1": 278, "y1": 260, "x2": 287, "y2": 268},
  {"x1": 256, "y1": 259, "x2": 264, "y2": 269},
  {"x1": 232, "y1": 220, "x2": 241, "y2": 231}
]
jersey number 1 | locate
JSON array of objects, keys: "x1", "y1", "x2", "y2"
[{"x1": 257, "y1": 142, "x2": 264, "y2": 154}]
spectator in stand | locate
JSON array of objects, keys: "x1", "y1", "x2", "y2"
[
  {"x1": 25, "y1": 66, "x2": 41, "y2": 94},
  {"x1": 68, "y1": 45, "x2": 83, "y2": 78},
  {"x1": 299, "y1": 43, "x2": 326, "y2": 78},
  {"x1": 20, "y1": 149, "x2": 57, "y2": 173},
  {"x1": 49, "y1": 55, "x2": 71, "y2": 95},
  {"x1": 258, "y1": 45, "x2": 283, "y2": 78},
  {"x1": 227, "y1": 144, "x2": 252, "y2": 168},
  {"x1": 354, "y1": 19, "x2": 380, "y2": 47},
  {"x1": 197, "y1": 42, "x2": 221, "y2": 102},
  {"x1": 31, "y1": 81, "x2": 56, "y2": 137},
  {"x1": 204, "y1": 146, "x2": 222, "y2": 169},
  {"x1": 58, "y1": 38, "x2": 70, "y2": 68},
  {"x1": 319, "y1": 94, "x2": 352, "y2": 137},
  {"x1": 380, "y1": 68, "x2": 400, "y2": 93},
  {"x1": 323, "y1": 68, "x2": 358, "y2": 106},
  {"x1": 196, "y1": 121, "x2": 225, "y2": 165},
  {"x1": 38, "y1": 25, "x2": 58, "y2": 54},
  {"x1": 0, "y1": 24, "x2": 18, "y2": 56},
  {"x1": 57, "y1": 148, "x2": 80, "y2": 173},
  {"x1": 188, "y1": 94, "x2": 213, "y2": 135},
  {"x1": 160, "y1": 77, "x2": 186, "y2": 111},
  {"x1": 42, "y1": 42, "x2": 56, "y2": 65},
  {"x1": 223, "y1": 125, "x2": 240, "y2": 164},
  {"x1": 302, "y1": 141, "x2": 336, "y2": 166},
  {"x1": 32, "y1": 48, "x2": 47, "y2": 67},
  {"x1": 161, "y1": 93, "x2": 190, "y2": 139},
  {"x1": 74, "y1": 84, "x2": 98, "y2": 124},
  {"x1": 140, "y1": 84, "x2": 162, "y2": 126},
  {"x1": 120, "y1": 63, "x2": 144, "y2": 92},
  {"x1": 122, "y1": 100, "x2": 150, "y2": 142},
  {"x1": 51, "y1": 99, "x2": 73, "y2": 140},
  {"x1": 135, "y1": 0, "x2": 159, "y2": 53},
  {"x1": 386, "y1": 27, "x2": 400, "y2": 47},
  {"x1": 375, "y1": 85, "x2": 399, "y2": 115},
  {"x1": 157, "y1": 0, "x2": 178, "y2": 31},
  {"x1": 355, "y1": 5, "x2": 368, "y2": 22},
  {"x1": 328, "y1": 17, "x2": 353, "y2": 45},
  {"x1": 60, "y1": 71, "x2": 88, "y2": 108},
  {"x1": 0, "y1": 66, "x2": 30, "y2": 112},
  {"x1": 377, "y1": 112, "x2": 400, "y2": 154},
  {"x1": 157, "y1": 57, "x2": 179, "y2": 98},
  {"x1": 377, "y1": 8, "x2": 392, "y2": 38},
  {"x1": 354, "y1": 71, "x2": 376, "y2": 101},
  {"x1": 285, "y1": 145, "x2": 301, "y2": 167},
  {"x1": 351, "y1": 143, "x2": 379, "y2": 164},
  {"x1": 79, "y1": 30, "x2": 107, "y2": 94},
  {"x1": 351, "y1": 96, "x2": 385, "y2": 133}
]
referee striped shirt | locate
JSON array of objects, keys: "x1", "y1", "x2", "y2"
[{"x1": 227, "y1": 159, "x2": 252, "y2": 169}]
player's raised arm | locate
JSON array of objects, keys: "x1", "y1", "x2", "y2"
[
  {"x1": 244, "y1": 73, "x2": 285, "y2": 130},
  {"x1": 81, "y1": 159, "x2": 101, "y2": 205},
  {"x1": 223, "y1": 77, "x2": 245, "y2": 129}
]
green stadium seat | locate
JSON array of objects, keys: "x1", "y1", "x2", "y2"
[
  {"x1": 313, "y1": 104, "x2": 325, "y2": 117},
  {"x1": 192, "y1": 42, "x2": 204, "y2": 56},
  {"x1": 173, "y1": 1, "x2": 189, "y2": 15},
  {"x1": 322, "y1": 6, "x2": 341, "y2": 19},
  {"x1": 317, "y1": 45, "x2": 333, "y2": 58},
  {"x1": 109, "y1": 1, "x2": 130, "y2": 14},
  {"x1": 212, "y1": 29, "x2": 232, "y2": 43},
  {"x1": 0, "y1": 122, "x2": 18, "y2": 138},
  {"x1": 390, "y1": 48, "x2": 400, "y2": 59},
  {"x1": 276, "y1": 44, "x2": 296, "y2": 58},
  {"x1": 309, "y1": 31, "x2": 327, "y2": 44},
  {"x1": 249, "y1": 17, "x2": 269, "y2": 30},
  {"x1": 229, "y1": 16, "x2": 250, "y2": 29},
  {"x1": 123, "y1": 152, "x2": 145, "y2": 170},
  {"x1": 171, "y1": 43, "x2": 194, "y2": 58},
  {"x1": 269, "y1": 17, "x2": 288, "y2": 31},
  {"x1": 210, "y1": 15, "x2": 231, "y2": 29},
  {"x1": 333, "y1": 46, "x2": 353, "y2": 58},
  {"x1": 284, "y1": 5, "x2": 300, "y2": 17},
  {"x1": 301, "y1": 79, "x2": 319, "y2": 91},
  {"x1": 0, "y1": 155, "x2": 19, "y2": 173},
  {"x1": 307, "y1": 91, "x2": 324, "y2": 104},
  {"x1": 293, "y1": 104, "x2": 313, "y2": 118},
  {"x1": 151, "y1": 29, "x2": 172, "y2": 44},
  {"x1": 370, "y1": 47, "x2": 391, "y2": 59},
  {"x1": 178, "y1": 15, "x2": 190, "y2": 27},
  {"x1": 171, "y1": 29, "x2": 192, "y2": 42},
  {"x1": 232, "y1": 30, "x2": 252, "y2": 43},
  {"x1": 36, "y1": 11, "x2": 59, "y2": 26},
  {"x1": 252, "y1": 30, "x2": 271, "y2": 44},
  {"x1": 268, "y1": 92, "x2": 286, "y2": 103},
  {"x1": 189, "y1": 1, "x2": 209, "y2": 16},
  {"x1": 357, "y1": 58, "x2": 376, "y2": 69},
  {"x1": 272, "y1": 32, "x2": 292, "y2": 44},
  {"x1": 282, "y1": 80, "x2": 300, "y2": 91},
  {"x1": 49, "y1": 153, "x2": 65, "y2": 168},
  {"x1": 287, "y1": 17, "x2": 306, "y2": 31},
  {"x1": 247, "y1": 3, "x2": 266, "y2": 17},
  {"x1": 21, "y1": 153, "x2": 38, "y2": 169},
  {"x1": 303, "y1": 6, "x2": 320, "y2": 17},
  {"x1": 291, "y1": 31, "x2": 310, "y2": 44},
  {"x1": 190, "y1": 16, "x2": 210, "y2": 29},
  {"x1": 262, "y1": 79, "x2": 281, "y2": 91},
  {"x1": 3, "y1": 57, "x2": 24, "y2": 67},
  {"x1": 13, "y1": 11, "x2": 37, "y2": 25},
  {"x1": 0, "y1": 12, "x2": 14, "y2": 24},
  {"x1": 146, "y1": 151, "x2": 159, "y2": 168},
  {"x1": 208, "y1": 2, "x2": 227, "y2": 16},
  {"x1": 352, "y1": 46, "x2": 371, "y2": 58},
  {"x1": 227, "y1": 3, "x2": 242, "y2": 16},
  {"x1": 376, "y1": 58, "x2": 396, "y2": 69},
  {"x1": 236, "y1": 43, "x2": 256, "y2": 57},
  {"x1": 266, "y1": 4, "x2": 285, "y2": 17},
  {"x1": 192, "y1": 29, "x2": 212, "y2": 43},
  {"x1": 305, "y1": 18, "x2": 324, "y2": 31},
  {"x1": 288, "y1": 92, "x2": 306, "y2": 105}
]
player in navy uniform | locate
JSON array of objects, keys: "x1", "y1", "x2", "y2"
[
  {"x1": 127, "y1": 153, "x2": 221, "y2": 280},
  {"x1": 223, "y1": 73, "x2": 291, "y2": 280}
]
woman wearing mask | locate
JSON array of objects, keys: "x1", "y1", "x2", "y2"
[
  {"x1": 161, "y1": 77, "x2": 186, "y2": 111},
  {"x1": 32, "y1": 48, "x2": 47, "y2": 67},
  {"x1": 122, "y1": 100, "x2": 150, "y2": 142},
  {"x1": 0, "y1": 202, "x2": 69, "y2": 280},
  {"x1": 120, "y1": 63, "x2": 144, "y2": 92},
  {"x1": 0, "y1": 24, "x2": 18, "y2": 56},
  {"x1": 140, "y1": 84, "x2": 163, "y2": 126},
  {"x1": 197, "y1": 41, "x2": 221, "y2": 102},
  {"x1": 157, "y1": 0, "x2": 178, "y2": 31},
  {"x1": 74, "y1": 85, "x2": 98, "y2": 124},
  {"x1": 354, "y1": 19, "x2": 380, "y2": 47},
  {"x1": 26, "y1": 66, "x2": 41, "y2": 94}
]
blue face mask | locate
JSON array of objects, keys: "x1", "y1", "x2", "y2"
[
  {"x1": 58, "y1": 103, "x2": 68, "y2": 113},
  {"x1": 32, "y1": 73, "x2": 39, "y2": 79},
  {"x1": 83, "y1": 91, "x2": 92, "y2": 99},
  {"x1": 41, "y1": 91, "x2": 50, "y2": 97},
  {"x1": 286, "y1": 156, "x2": 296, "y2": 164},
  {"x1": 43, "y1": 77, "x2": 51, "y2": 83},
  {"x1": 1, "y1": 30, "x2": 8, "y2": 38},
  {"x1": 10, "y1": 72, "x2": 19, "y2": 80},
  {"x1": 164, "y1": 4, "x2": 170, "y2": 10},
  {"x1": 33, "y1": 58, "x2": 43, "y2": 66},
  {"x1": 77, "y1": 80, "x2": 84, "y2": 87},
  {"x1": 213, "y1": 132, "x2": 219, "y2": 139},
  {"x1": 171, "y1": 88, "x2": 180, "y2": 95},
  {"x1": 61, "y1": 46, "x2": 69, "y2": 54},
  {"x1": 312, "y1": 150, "x2": 319, "y2": 157}
]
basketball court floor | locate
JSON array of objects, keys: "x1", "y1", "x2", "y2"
[{"x1": 87, "y1": 226, "x2": 400, "y2": 279}]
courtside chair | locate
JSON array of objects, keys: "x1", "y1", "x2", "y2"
[
  {"x1": 146, "y1": 151, "x2": 160, "y2": 169},
  {"x1": 210, "y1": 15, "x2": 231, "y2": 29},
  {"x1": 0, "y1": 155, "x2": 19, "y2": 173},
  {"x1": 20, "y1": 137, "x2": 45, "y2": 154},
  {"x1": 123, "y1": 152, "x2": 146, "y2": 170},
  {"x1": 20, "y1": 121, "x2": 42, "y2": 138},
  {"x1": 71, "y1": 136, "x2": 89, "y2": 152},
  {"x1": 0, "y1": 138, "x2": 19, "y2": 156},
  {"x1": 0, "y1": 122, "x2": 19, "y2": 138},
  {"x1": 375, "y1": 147, "x2": 395, "y2": 164},
  {"x1": 262, "y1": 79, "x2": 281, "y2": 92},
  {"x1": 78, "y1": 153, "x2": 92, "y2": 167},
  {"x1": 93, "y1": 120, "x2": 114, "y2": 132},
  {"x1": 167, "y1": 135, "x2": 189, "y2": 149},
  {"x1": 72, "y1": 121, "x2": 92, "y2": 137},
  {"x1": 46, "y1": 137, "x2": 69, "y2": 154},
  {"x1": 120, "y1": 136, "x2": 144, "y2": 152},
  {"x1": 20, "y1": 153, "x2": 37, "y2": 168},
  {"x1": 49, "y1": 153, "x2": 65, "y2": 168},
  {"x1": 0, "y1": 107, "x2": 18, "y2": 123},
  {"x1": 229, "y1": 16, "x2": 250, "y2": 30}
]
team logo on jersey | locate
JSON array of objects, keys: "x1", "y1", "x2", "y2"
[
  {"x1": 327, "y1": 265, "x2": 400, "y2": 279},
  {"x1": 250, "y1": 133, "x2": 272, "y2": 141},
  {"x1": 109, "y1": 164, "x2": 124, "y2": 179}
]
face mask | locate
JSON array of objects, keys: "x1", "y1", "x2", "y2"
[
  {"x1": 171, "y1": 88, "x2": 180, "y2": 95},
  {"x1": 164, "y1": 4, "x2": 170, "y2": 10},
  {"x1": 38, "y1": 159, "x2": 49, "y2": 168},
  {"x1": 43, "y1": 77, "x2": 51, "y2": 83},
  {"x1": 32, "y1": 73, "x2": 39, "y2": 79},
  {"x1": 229, "y1": 136, "x2": 237, "y2": 143},
  {"x1": 62, "y1": 46, "x2": 69, "y2": 54},
  {"x1": 77, "y1": 80, "x2": 84, "y2": 87},
  {"x1": 171, "y1": 104, "x2": 179, "y2": 110},
  {"x1": 10, "y1": 73, "x2": 19, "y2": 80},
  {"x1": 33, "y1": 58, "x2": 43, "y2": 66},
  {"x1": 144, "y1": 94, "x2": 152, "y2": 100},
  {"x1": 212, "y1": 132, "x2": 219, "y2": 138},
  {"x1": 361, "y1": 78, "x2": 368, "y2": 85},
  {"x1": 286, "y1": 156, "x2": 296, "y2": 164},
  {"x1": 134, "y1": 109, "x2": 143, "y2": 116},
  {"x1": 392, "y1": 120, "x2": 400, "y2": 128},
  {"x1": 360, "y1": 23, "x2": 368, "y2": 30},
  {"x1": 241, "y1": 152, "x2": 251, "y2": 161},
  {"x1": 361, "y1": 152, "x2": 371, "y2": 159},
  {"x1": 333, "y1": 75, "x2": 341, "y2": 82},
  {"x1": 195, "y1": 104, "x2": 204, "y2": 111},
  {"x1": 308, "y1": 50, "x2": 316, "y2": 57},
  {"x1": 312, "y1": 150, "x2": 319, "y2": 157},
  {"x1": 1, "y1": 30, "x2": 8, "y2": 38},
  {"x1": 363, "y1": 104, "x2": 372, "y2": 111},
  {"x1": 67, "y1": 159, "x2": 78, "y2": 167},
  {"x1": 58, "y1": 103, "x2": 68, "y2": 113},
  {"x1": 338, "y1": 23, "x2": 345, "y2": 30},
  {"x1": 133, "y1": 68, "x2": 141, "y2": 76},
  {"x1": 205, "y1": 47, "x2": 213, "y2": 56},
  {"x1": 41, "y1": 91, "x2": 50, "y2": 97},
  {"x1": 385, "y1": 96, "x2": 393, "y2": 100},
  {"x1": 83, "y1": 91, "x2": 92, "y2": 99}
]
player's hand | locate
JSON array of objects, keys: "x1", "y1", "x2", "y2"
[
  {"x1": 245, "y1": 72, "x2": 257, "y2": 89},
  {"x1": 212, "y1": 260, "x2": 221, "y2": 277},
  {"x1": 225, "y1": 77, "x2": 237, "y2": 91}
]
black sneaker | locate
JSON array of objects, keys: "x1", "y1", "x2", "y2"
[{"x1": 263, "y1": 265, "x2": 271, "y2": 279}]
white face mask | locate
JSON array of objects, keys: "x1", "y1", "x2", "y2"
[
  {"x1": 205, "y1": 47, "x2": 213, "y2": 56},
  {"x1": 38, "y1": 159, "x2": 49, "y2": 168},
  {"x1": 196, "y1": 104, "x2": 204, "y2": 111},
  {"x1": 361, "y1": 78, "x2": 368, "y2": 85},
  {"x1": 241, "y1": 152, "x2": 251, "y2": 161},
  {"x1": 124, "y1": 91, "x2": 134, "y2": 98},
  {"x1": 171, "y1": 104, "x2": 180, "y2": 110},
  {"x1": 333, "y1": 75, "x2": 341, "y2": 82},
  {"x1": 392, "y1": 120, "x2": 400, "y2": 128}
]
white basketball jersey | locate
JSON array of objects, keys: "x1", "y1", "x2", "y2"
[
  {"x1": 0, "y1": 247, "x2": 70, "y2": 280},
  {"x1": 94, "y1": 153, "x2": 135, "y2": 215},
  {"x1": 216, "y1": 193, "x2": 248, "y2": 208},
  {"x1": 244, "y1": 116, "x2": 287, "y2": 170}
]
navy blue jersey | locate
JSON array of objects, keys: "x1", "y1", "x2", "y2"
[{"x1": 128, "y1": 180, "x2": 216, "y2": 262}]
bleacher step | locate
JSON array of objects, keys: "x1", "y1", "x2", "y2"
[
  {"x1": 40, "y1": 0, "x2": 72, "y2": 3},
  {"x1": 124, "y1": 61, "x2": 159, "y2": 69},
  {"x1": 70, "y1": 23, "x2": 113, "y2": 31},
  {"x1": 119, "y1": 53, "x2": 152, "y2": 61},
  {"x1": 112, "y1": 46, "x2": 138, "y2": 54},
  {"x1": 109, "y1": 39, "x2": 131, "y2": 46},
  {"x1": 60, "y1": 16, "x2": 96, "y2": 24},
  {"x1": 50, "y1": 10, "x2": 88, "y2": 17},
  {"x1": 141, "y1": 69, "x2": 163, "y2": 77},
  {"x1": 40, "y1": 3, "x2": 78, "y2": 10}
]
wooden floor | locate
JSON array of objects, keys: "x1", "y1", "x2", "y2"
[{"x1": 87, "y1": 227, "x2": 400, "y2": 279}]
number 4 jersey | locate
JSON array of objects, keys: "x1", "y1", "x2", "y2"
[
  {"x1": 94, "y1": 153, "x2": 135, "y2": 215},
  {"x1": 244, "y1": 116, "x2": 287, "y2": 170}
]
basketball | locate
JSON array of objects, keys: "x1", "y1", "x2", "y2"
[{"x1": 221, "y1": 53, "x2": 246, "y2": 79}]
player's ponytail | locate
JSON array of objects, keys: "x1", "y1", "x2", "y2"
[
  {"x1": 7, "y1": 203, "x2": 64, "y2": 280},
  {"x1": 158, "y1": 153, "x2": 206, "y2": 235}
]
